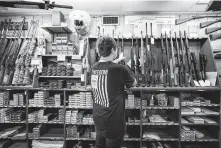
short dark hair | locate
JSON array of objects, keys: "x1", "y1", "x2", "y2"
[{"x1": 98, "y1": 36, "x2": 117, "y2": 57}]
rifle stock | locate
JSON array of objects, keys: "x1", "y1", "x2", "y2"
[
  {"x1": 209, "y1": 32, "x2": 221, "y2": 41},
  {"x1": 200, "y1": 18, "x2": 221, "y2": 28},
  {"x1": 206, "y1": 27, "x2": 221, "y2": 34},
  {"x1": 176, "y1": 16, "x2": 205, "y2": 25}
]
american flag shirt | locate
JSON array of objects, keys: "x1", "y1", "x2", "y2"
[{"x1": 90, "y1": 61, "x2": 134, "y2": 138}]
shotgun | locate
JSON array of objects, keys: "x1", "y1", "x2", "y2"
[
  {"x1": 206, "y1": 27, "x2": 221, "y2": 34},
  {"x1": 200, "y1": 18, "x2": 221, "y2": 28},
  {"x1": 175, "y1": 32, "x2": 181, "y2": 86},
  {"x1": 176, "y1": 15, "x2": 220, "y2": 25},
  {"x1": 210, "y1": 32, "x2": 221, "y2": 41},
  {"x1": 184, "y1": 31, "x2": 195, "y2": 87},
  {"x1": 170, "y1": 31, "x2": 177, "y2": 86}
]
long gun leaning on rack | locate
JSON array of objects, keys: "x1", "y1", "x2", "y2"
[
  {"x1": 169, "y1": 31, "x2": 177, "y2": 86},
  {"x1": 200, "y1": 18, "x2": 221, "y2": 28},
  {"x1": 190, "y1": 52, "x2": 202, "y2": 85},
  {"x1": 3, "y1": 18, "x2": 25, "y2": 85},
  {"x1": 145, "y1": 23, "x2": 151, "y2": 87},
  {"x1": 130, "y1": 35, "x2": 135, "y2": 75},
  {"x1": 135, "y1": 37, "x2": 141, "y2": 86},
  {"x1": 140, "y1": 31, "x2": 145, "y2": 86},
  {"x1": 160, "y1": 33, "x2": 167, "y2": 87},
  {"x1": 165, "y1": 32, "x2": 171, "y2": 86},
  {"x1": 0, "y1": 20, "x2": 10, "y2": 60},
  {"x1": 184, "y1": 31, "x2": 195, "y2": 87},
  {"x1": 0, "y1": 19, "x2": 12, "y2": 84},
  {"x1": 150, "y1": 23, "x2": 156, "y2": 87},
  {"x1": 179, "y1": 31, "x2": 188, "y2": 87},
  {"x1": 209, "y1": 32, "x2": 221, "y2": 41},
  {"x1": 120, "y1": 35, "x2": 125, "y2": 65},
  {"x1": 199, "y1": 52, "x2": 207, "y2": 82},
  {"x1": 174, "y1": 32, "x2": 181, "y2": 86},
  {"x1": 95, "y1": 26, "x2": 100, "y2": 62}
]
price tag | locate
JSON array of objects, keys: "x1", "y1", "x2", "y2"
[
  {"x1": 57, "y1": 55, "x2": 66, "y2": 61},
  {"x1": 151, "y1": 37, "x2": 154, "y2": 44},
  {"x1": 81, "y1": 73, "x2": 85, "y2": 82},
  {"x1": 31, "y1": 59, "x2": 40, "y2": 65}
]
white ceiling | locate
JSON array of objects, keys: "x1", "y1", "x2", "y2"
[{"x1": 0, "y1": 0, "x2": 220, "y2": 15}]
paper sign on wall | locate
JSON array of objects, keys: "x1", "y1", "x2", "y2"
[{"x1": 57, "y1": 55, "x2": 66, "y2": 61}]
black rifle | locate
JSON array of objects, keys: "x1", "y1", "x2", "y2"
[
  {"x1": 0, "y1": 19, "x2": 11, "y2": 84},
  {"x1": 179, "y1": 31, "x2": 188, "y2": 87},
  {"x1": 199, "y1": 53, "x2": 207, "y2": 81},
  {"x1": 191, "y1": 52, "x2": 202, "y2": 82},
  {"x1": 95, "y1": 26, "x2": 100, "y2": 62},
  {"x1": 116, "y1": 34, "x2": 120, "y2": 59},
  {"x1": 206, "y1": 27, "x2": 221, "y2": 34},
  {"x1": 170, "y1": 31, "x2": 177, "y2": 86},
  {"x1": 131, "y1": 35, "x2": 135, "y2": 74},
  {"x1": 161, "y1": 33, "x2": 167, "y2": 87},
  {"x1": 174, "y1": 32, "x2": 181, "y2": 86},
  {"x1": 209, "y1": 32, "x2": 221, "y2": 41},
  {"x1": 184, "y1": 31, "x2": 195, "y2": 87},
  {"x1": 135, "y1": 37, "x2": 141, "y2": 86},
  {"x1": 145, "y1": 23, "x2": 151, "y2": 87},
  {"x1": 3, "y1": 18, "x2": 25, "y2": 85},
  {"x1": 150, "y1": 23, "x2": 156, "y2": 86},
  {"x1": 140, "y1": 31, "x2": 145, "y2": 87},
  {"x1": 176, "y1": 15, "x2": 220, "y2": 25},
  {"x1": 165, "y1": 32, "x2": 171, "y2": 87},
  {"x1": 120, "y1": 35, "x2": 125, "y2": 65},
  {"x1": 0, "y1": 1, "x2": 73, "y2": 10},
  {"x1": 0, "y1": 20, "x2": 10, "y2": 59},
  {"x1": 200, "y1": 18, "x2": 221, "y2": 28}
]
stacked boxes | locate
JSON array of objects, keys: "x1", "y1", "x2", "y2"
[
  {"x1": 0, "y1": 91, "x2": 9, "y2": 106},
  {"x1": 29, "y1": 92, "x2": 63, "y2": 107},
  {"x1": 51, "y1": 37, "x2": 74, "y2": 55},
  {"x1": 58, "y1": 109, "x2": 65, "y2": 122},
  {"x1": 68, "y1": 92, "x2": 93, "y2": 108},
  {"x1": 11, "y1": 93, "x2": 25, "y2": 106},
  {"x1": 0, "y1": 108, "x2": 13, "y2": 122},
  {"x1": 127, "y1": 95, "x2": 135, "y2": 108},
  {"x1": 66, "y1": 125, "x2": 78, "y2": 138}
]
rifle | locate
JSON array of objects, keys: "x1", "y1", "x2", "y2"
[
  {"x1": 140, "y1": 31, "x2": 145, "y2": 87},
  {"x1": 0, "y1": 19, "x2": 11, "y2": 84},
  {"x1": 95, "y1": 26, "x2": 100, "y2": 62},
  {"x1": 200, "y1": 18, "x2": 221, "y2": 28},
  {"x1": 145, "y1": 23, "x2": 151, "y2": 87},
  {"x1": 0, "y1": 20, "x2": 10, "y2": 59},
  {"x1": 199, "y1": 53, "x2": 207, "y2": 81},
  {"x1": 3, "y1": 18, "x2": 25, "y2": 85},
  {"x1": 170, "y1": 31, "x2": 177, "y2": 86},
  {"x1": 209, "y1": 32, "x2": 221, "y2": 41},
  {"x1": 130, "y1": 35, "x2": 135, "y2": 74},
  {"x1": 174, "y1": 32, "x2": 181, "y2": 86},
  {"x1": 0, "y1": 21, "x2": 4, "y2": 38},
  {"x1": 150, "y1": 23, "x2": 156, "y2": 86},
  {"x1": 176, "y1": 15, "x2": 220, "y2": 25},
  {"x1": 179, "y1": 31, "x2": 188, "y2": 87},
  {"x1": 191, "y1": 52, "x2": 202, "y2": 82},
  {"x1": 116, "y1": 34, "x2": 120, "y2": 59},
  {"x1": 206, "y1": 27, "x2": 221, "y2": 34},
  {"x1": 184, "y1": 31, "x2": 195, "y2": 87},
  {"x1": 165, "y1": 32, "x2": 171, "y2": 87},
  {"x1": 161, "y1": 33, "x2": 167, "y2": 87},
  {"x1": 120, "y1": 35, "x2": 125, "y2": 65},
  {"x1": 135, "y1": 37, "x2": 141, "y2": 86}
]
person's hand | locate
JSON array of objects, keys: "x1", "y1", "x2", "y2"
[{"x1": 113, "y1": 56, "x2": 126, "y2": 63}]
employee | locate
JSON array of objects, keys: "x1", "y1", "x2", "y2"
[{"x1": 90, "y1": 36, "x2": 137, "y2": 148}]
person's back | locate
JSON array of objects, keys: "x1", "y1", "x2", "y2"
[{"x1": 90, "y1": 36, "x2": 137, "y2": 148}]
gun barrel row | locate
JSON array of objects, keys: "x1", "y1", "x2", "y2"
[{"x1": 130, "y1": 30, "x2": 208, "y2": 87}]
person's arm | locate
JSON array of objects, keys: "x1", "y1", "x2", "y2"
[{"x1": 122, "y1": 66, "x2": 137, "y2": 88}]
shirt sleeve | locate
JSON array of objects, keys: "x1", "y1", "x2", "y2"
[{"x1": 121, "y1": 66, "x2": 135, "y2": 88}]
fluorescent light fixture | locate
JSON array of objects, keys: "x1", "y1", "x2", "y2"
[{"x1": 197, "y1": 0, "x2": 210, "y2": 4}]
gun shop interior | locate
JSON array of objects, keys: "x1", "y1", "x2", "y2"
[{"x1": 0, "y1": 0, "x2": 220, "y2": 148}]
